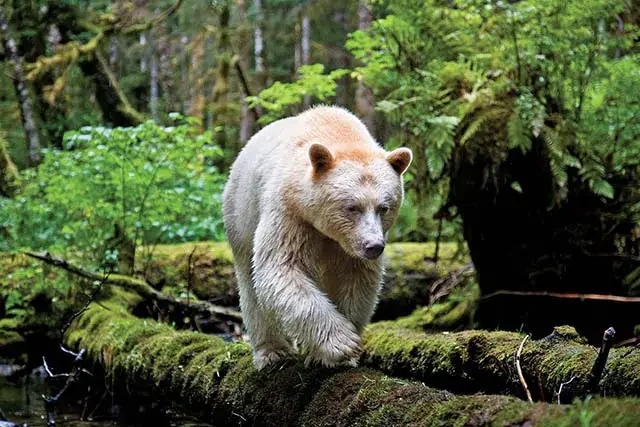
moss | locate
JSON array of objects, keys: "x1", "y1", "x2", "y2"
[
  {"x1": 62, "y1": 292, "x2": 640, "y2": 426},
  {"x1": 137, "y1": 242, "x2": 237, "y2": 302},
  {"x1": 393, "y1": 276, "x2": 478, "y2": 332},
  {"x1": 361, "y1": 322, "x2": 640, "y2": 402}
]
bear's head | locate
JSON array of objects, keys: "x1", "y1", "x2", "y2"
[{"x1": 304, "y1": 143, "x2": 412, "y2": 260}]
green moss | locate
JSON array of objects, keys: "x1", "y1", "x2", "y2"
[
  {"x1": 384, "y1": 242, "x2": 463, "y2": 275},
  {"x1": 61, "y1": 289, "x2": 640, "y2": 426},
  {"x1": 361, "y1": 322, "x2": 640, "y2": 402},
  {"x1": 137, "y1": 242, "x2": 236, "y2": 301}
]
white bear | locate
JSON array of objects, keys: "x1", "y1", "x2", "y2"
[{"x1": 222, "y1": 105, "x2": 412, "y2": 370}]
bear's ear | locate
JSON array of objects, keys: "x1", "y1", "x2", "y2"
[
  {"x1": 309, "y1": 143, "x2": 334, "y2": 175},
  {"x1": 386, "y1": 147, "x2": 413, "y2": 175}
]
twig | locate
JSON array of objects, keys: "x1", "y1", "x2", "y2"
[
  {"x1": 42, "y1": 348, "x2": 87, "y2": 427},
  {"x1": 588, "y1": 327, "x2": 616, "y2": 393},
  {"x1": 515, "y1": 334, "x2": 533, "y2": 402},
  {"x1": 556, "y1": 376, "x2": 577, "y2": 404},
  {"x1": 481, "y1": 290, "x2": 640, "y2": 303}
]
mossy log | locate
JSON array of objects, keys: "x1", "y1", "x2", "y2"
[
  {"x1": 362, "y1": 321, "x2": 640, "y2": 403},
  {"x1": 65, "y1": 292, "x2": 640, "y2": 427},
  {"x1": 138, "y1": 241, "x2": 467, "y2": 320}
]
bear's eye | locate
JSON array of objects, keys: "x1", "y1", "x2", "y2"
[
  {"x1": 346, "y1": 205, "x2": 362, "y2": 215},
  {"x1": 377, "y1": 205, "x2": 390, "y2": 215}
]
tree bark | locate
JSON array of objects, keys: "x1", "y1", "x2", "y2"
[
  {"x1": 62, "y1": 293, "x2": 640, "y2": 427},
  {"x1": 0, "y1": 9, "x2": 41, "y2": 166}
]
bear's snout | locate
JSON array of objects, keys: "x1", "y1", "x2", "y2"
[{"x1": 363, "y1": 241, "x2": 385, "y2": 259}]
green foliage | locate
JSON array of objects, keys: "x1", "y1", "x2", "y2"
[
  {"x1": 0, "y1": 118, "x2": 227, "y2": 268},
  {"x1": 246, "y1": 64, "x2": 349, "y2": 125}
]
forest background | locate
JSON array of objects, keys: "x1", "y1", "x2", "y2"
[{"x1": 1, "y1": 0, "x2": 640, "y2": 358}]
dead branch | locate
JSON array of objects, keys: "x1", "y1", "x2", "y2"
[
  {"x1": 232, "y1": 54, "x2": 261, "y2": 123},
  {"x1": 515, "y1": 334, "x2": 533, "y2": 402},
  {"x1": 481, "y1": 290, "x2": 640, "y2": 303},
  {"x1": 556, "y1": 376, "x2": 577, "y2": 404},
  {"x1": 588, "y1": 327, "x2": 616, "y2": 393},
  {"x1": 24, "y1": 251, "x2": 243, "y2": 323}
]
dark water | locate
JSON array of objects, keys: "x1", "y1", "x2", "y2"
[{"x1": 0, "y1": 369, "x2": 211, "y2": 427}]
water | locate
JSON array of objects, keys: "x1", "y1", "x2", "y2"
[{"x1": 0, "y1": 370, "x2": 211, "y2": 427}]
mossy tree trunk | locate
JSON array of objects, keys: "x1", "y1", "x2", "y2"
[
  {"x1": 449, "y1": 107, "x2": 640, "y2": 344},
  {"x1": 63, "y1": 290, "x2": 640, "y2": 427}
]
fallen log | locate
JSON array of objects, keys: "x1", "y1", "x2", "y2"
[
  {"x1": 24, "y1": 251, "x2": 242, "y2": 323},
  {"x1": 137, "y1": 241, "x2": 469, "y2": 320},
  {"x1": 65, "y1": 292, "x2": 640, "y2": 426},
  {"x1": 362, "y1": 321, "x2": 640, "y2": 403}
]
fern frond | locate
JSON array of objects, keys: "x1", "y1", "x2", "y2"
[{"x1": 507, "y1": 112, "x2": 532, "y2": 153}]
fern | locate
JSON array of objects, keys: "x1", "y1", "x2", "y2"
[
  {"x1": 507, "y1": 111, "x2": 532, "y2": 153},
  {"x1": 589, "y1": 178, "x2": 615, "y2": 199}
]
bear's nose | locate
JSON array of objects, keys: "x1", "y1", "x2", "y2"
[{"x1": 364, "y1": 242, "x2": 385, "y2": 259}]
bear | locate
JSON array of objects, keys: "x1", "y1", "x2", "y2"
[{"x1": 222, "y1": 105, "x2": 412, "y2": 370}]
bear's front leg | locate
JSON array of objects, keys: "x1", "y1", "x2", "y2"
[{"x1": 252, "y1": 230, "x2": 362, "y2": 368}]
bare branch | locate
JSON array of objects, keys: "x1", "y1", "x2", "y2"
[
  {"x1": 556, "y1": 376, "x2": 576, "y2": 404},
  {"x1": 515, "y1": 334, "x2": 533, "y2": 402},
  {"x1": 481, "y1": 290, "x2": 640, "y2": 303}
]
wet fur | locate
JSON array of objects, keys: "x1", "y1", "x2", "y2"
[{"x1": 222, "y1": 105, "x2": 412, "y2": 369}]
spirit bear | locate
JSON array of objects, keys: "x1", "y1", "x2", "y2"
[{"x1": 222, "y1": 105, "x2": 412, "y2": 370}]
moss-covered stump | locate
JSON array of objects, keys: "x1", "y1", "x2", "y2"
[
  {"x1": 66, "y1": 298, "x2": 640, "y2": 426},
  {"x1": 137, "y1": 241, "x2": 468, "y2": 320},
  {"x1": 362, "y1": 322, "x2": 640, "y2": 403}
]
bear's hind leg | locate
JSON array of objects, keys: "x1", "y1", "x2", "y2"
[{"x1": 236, "y1": 259, "x2": 294, "y2": 370}]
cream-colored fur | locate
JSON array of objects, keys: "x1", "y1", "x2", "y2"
[{"x1": 222, "y1": 105, "x2": 412, "y2": 370}]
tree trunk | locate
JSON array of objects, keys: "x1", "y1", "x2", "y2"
[
  {"x1": 149, "y1": 31, "x2": 160, "y2": 121},
  {"x1": 354, "y1": 0, "x2": 375, "y2": 132},
  {"x1": 212, "y1": 2, "x2": 232, "y2": 152},
  {"x1": 62, "y1": 291, "x2": 640, "y2": 427},
  {"x1": 253, "y1": 0, "x2": 265, "y2": 84},
  {"x1": 78, "y1": 53, "x2": 145, "y2": 127},
  {"x1": 0, "y1": 9, "x2": 41, "y2": 166},
  {"x1": 237, "y1": 0, "x2": 254, "y2": 144},
  {"x1": 450, "y1": 108, "x2": 640, "y2": 344},
  {"x1": 301, "y1": 13, "x2": 311, "y2": 109}
]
